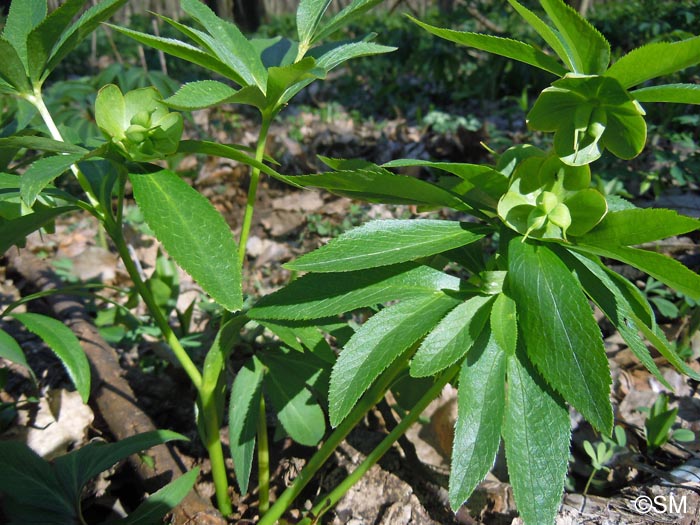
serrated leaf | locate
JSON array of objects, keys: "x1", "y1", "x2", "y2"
[
  {"x1": 580, "y1": 208, "x2": 699, "y2": 248},
  {"x1": 313, "y1": 0, "x2": 384, "y2": 43},
  {"x1": 249, "y1": 263, "x2": 461, "y2": 320},
  {"x1": 129, "y1": 169, "x2": 242, "y2": 311},
  {"x1": 329, "y1": 294, "x2": 460, "y2": 427},
  {"x1": 409, "y1": 16, "x2": 567, "y2": 77},
  {"x1": 165, "y1": 80, "x2": 238, "y2": 110},
  {"x1": 280, "y1": 169, "x2": 469, "y2": 210},
  {"x1": 631, "y1": 83, "x2": 700, "y2": 105},
  {"x1": 449, "y1": 330, "x2": 506, "y2": 510},
  {"x1": 177, "y1": 140, "x2": 283, "y2": 181},
  {"x1": 575, "y1": 243, "x2": 700, "y2": 302},
  {"x1": 181, "y1": 0, "x2": 267, "y2": 91},
  {"x1": 3, "y1": 0, "x2": 46, "y2": 71},
  {"x1": 635, "y1": 320, "x2": 700, "y2": 381},
  {"x1": 262, "y1": 347, "x2": 328, "y2": 446},
  {"x1": 21, "y1": 153, "x2": 84, "y2": 206},
  {"x1": 312, "y1": 41, "x2": 396, "y2": 71},
  {"x1": 411, "y1": 295, "x2": 493, "y2": 377},
  {"x1": 267, "y1": 57, "x2": 323, "y2": 107},
  {"x1": 0, "y1": 328, "x2": 31, "y2": 374},
  {"x1": 507, "y1": 0, "x2": 572, "y2": 70},
  {"x1": 491, "y1": 293, "x2": 517, "y2": 356},
  {"x1": 287, "y1": 220, "x2": 484, "y2": 273},
  {"x1": 110, "y1": 467, "x2": 199, "y2": 525},
  {"x1": 606, "y1": 37, "x2": 700, "y2": 89},
  {"x1": 0, "y1": 37, "x2": 31, "y2": 93},
  {"x1": 229, "y1": 356, "x2": 264, "y2": 495},
  {"x1": 561, "y1": 249, "x2": 669, "y2": 388},
  {"x1": 507, "y1": 239, "x2": 612, "y2": 434},
  {"x1": 46, "y1": 0, "x2": 128, "y2": 73},
  {"x1": 11, "y1": 312, "x2": 90, "y2": 403},
  {"x1": 297, "y1": 0, "x2": 332, "y2": 46},
  {"x1": 539, "y1": 0, "x2": 610, "y2": 74},
  {"x1": 26, "y1": 0, "x2": 84, "y2": 82},
  {"x1": 0, "y1": 205, "x2": 77, "y2": 254},
  {"x1": 504, "y1": 348, "x2": 570, "y2": 525}
]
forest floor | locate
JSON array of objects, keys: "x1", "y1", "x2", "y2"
[{"x1": 2, "y1": 101, "x2": 700, "y2": 525}]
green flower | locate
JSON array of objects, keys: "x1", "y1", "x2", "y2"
[
  {"x1": 497, "y1": 147, "x2": 608, "y2": 241},
  {"x1": 528, "y1": 74, "x2": 646, "y2": 166},
  {"x1": 95, "y1": 85, "x2": 183, "y2": 162}
]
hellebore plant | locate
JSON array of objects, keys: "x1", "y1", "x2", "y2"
[{"x1": 0, "y1": 0, "x2": 699, "y2": 524}]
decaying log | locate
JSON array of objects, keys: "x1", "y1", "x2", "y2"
[{"x1": 5, "y1": 249, "x2": 226, "y2": 525}]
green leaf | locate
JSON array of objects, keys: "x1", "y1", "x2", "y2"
[
  {"x1": 0, "y1": 38, "x2": 31, "y2": 93},
  {"x1": 108, "y1": 25, "x2": 243, "y2": 84},
  {"x1": 411, "y1": 295, "x2": 494, "y2": 377},
  {"x1": 26, "y1": 0, "x2": 84, "y2": 82},
  {"x1": 129, "y1": 170, "x2": 242, "y2": 311},
  {"x1": 287, "y1": 220, "x2": 484, "y2": 273},
  {"x1": 507, "y1": 0, "x2": 572, "y2": 70},
  {"x1": 46, "y1": 0, "x2": 128, "y2": 74},
  {"x1": 632, "y1": 84, "x2": 700, "y2": 105},
  {"x1": 636, "y1": 321, "x2": 700, "y2": 381},
  {"x1": 181, "y1": 0, "x2": 267, "y2": 91},
  {"x1": 262, "y1": 347, "x2": 328, "y2": 446},
  {"x1": 3, "y1": 0, "x2": 46, "y2": 71},
  {"x1": 280, "y1": 169, "x2": 469, "y2": 210},
  {"x1": 490, "y1": 292, "x2": 517, "y2": 356},
  {"x1": 229, "y1": 356, "x2": 264, "y2": 495},
  {"x1": 504, "y1": 348, "x2": 570, "y2": 525},
  {"x1": 0, "y1": 328, "x2": 31, "y2": 375},
  {"x1": 409, "y1": 16, "x2": 567, "y2": 77},
  {"x1": 313, "y1": 0, "x2": 383, "y2": 43},
  {"x1": 606, "y1": 37, "x2": 700, "y2": 89},
  {"x1": 0, "y1": 136, "x2": 87, "y2": 154},
  {"x1": 267, "y1": 58, "x2": 324, "y2": 107},
  {"x1": 329, "y1": 293, "x2": 461, "y2": 426},
  {"x1": 298, "y1": 0, "x2": 333, "y2": 47},
  {"x1": 249, "y1": 262, "x2": 461, "y2": 320},
  {"x1": 313, "y1": 41, "x2": 396, "y2": 71},
  {"x1": 507, "y1": 239, "x2": 612, "y2": 434},
  {"x1": 177, "y1": 140, "x2": 283, "y2": 181},
  {"x1": 111, "y1": 468, "x2": 199, "y2": 525},
  {"x1": 539, "y1": 0, "x2": 610, "y2": 74},
  {"x1": 0, "y1": 205, "x2": 77, "y2": 255},
  {"x1": 20, "y1": 153, "x2": 83, "y2": 206},
  {"x1": 449, "y1": 330, "x2": 506, "y2": 510},
  {"x1": 165, "y1": 80, "x2": 238, "y2": 110},
  {"x1": 579, "y1": 208, "x2": 699, "y2": 248},
  {"x1": 561, "y1": 249, "x2": 669, "y2": 388},
  {"x1": 11, "y1": 312, "x2": 90, "y2": 403}
]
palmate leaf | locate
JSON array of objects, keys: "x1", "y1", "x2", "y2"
[
  {"x1": 329, "y1": 293, "x2": 461, "y2": 427},
  {"x1": 606, "y1": 37, "x2": 700, "y2": 89},
  {"x1": 411, "y1": 295, "x2": 494, "y2": 377},
  {"x1": 449, "y1": 330, "x2": 506, "y2": 510},
  {"x1": 229, "y1": 356, "x2": 264, "y2": 495},
  {"x1": 11, "y1": 312, "x2": 90, "y2": 403},
  {"x1": 507, "y1": 238, "x2": 612, "y2": 434},
  {"x1": 129, "y1": 169, "x2": 242, "y2": 311},
  {"x1": 409, "y1": 16, "x2": 567, "y2": 77},
  {"x1": 539, "y1": 0, "x2": 610, "y2": 74},
  {"x1": 249, "y1": 262, "x2": 461, "y2": 321},
  {"x1": 287, "y1": 219, "x2": 485, "y2": 272},
  {"x1": 503, "y1": 347, "x2": 570, "y2": 525},
  {"x1": 632, "y1": 84, "x2": 700, "y2": 105}
]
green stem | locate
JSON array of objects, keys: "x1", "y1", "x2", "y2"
[
  {"x1": 258, "y1": 352, "x2": 413, "y2": 525},
  {"x1": 25, "y1": 87, "x2": 101, "y2": 211},
  {"x1": 238, "y1": 115, "x2": 272, "y2": 266},
  {"x1": 202, "y1": 391, "x2": 233, "y2": 516},
  {"x1": 299, "y1": 364, "x2": 460, "y2": 525},
  {"x1": 109, "y1": 230, "x2": 203, "y2": 389},
  {"x1": 258, "y1": 395, "x2": 271, "y2": 515}
]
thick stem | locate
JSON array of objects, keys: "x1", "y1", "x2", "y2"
[
  {"x1": 238, "y1": 116, "x2": 272, "y2": 266},
  {"x1": 258, "y1": 352, "x2": 413, "y2": 525},
  {"x1": 299, "y1": 364, "x2": 460, "y2": 524},
  {"x1": 257, "y1": 395, "x2": 271, "y2": 514}
]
